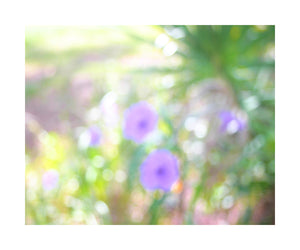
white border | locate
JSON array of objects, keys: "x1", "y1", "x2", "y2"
[{"x1": 1, "y1": 0, "x2": 300, "y2": 249}]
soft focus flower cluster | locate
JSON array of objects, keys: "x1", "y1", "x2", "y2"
[
  {"x1": 42, "y1": 99, "x2": 247, "y2": 194},
  {"x1": 123, "y1": 102, "x2": 179, "y2": 192},
  {"x1": 73, "y1": 101, "x2": 247, "y2": 193},
  {"x1": 74, "y1": 100, "x2": 181, "y2": 193}
]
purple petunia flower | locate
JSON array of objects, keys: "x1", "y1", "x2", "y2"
[
  {"x1": 123, "y1": 102, "x2": 158, "y2": 143},
  {"x1": 42, "y1": 169, "x2": 59, "y2": 191},
  {"x1": 219, "y1": 111, "x2": 246, "y2": 134},
  {"x1": 140, "y1": 149, "x2": 179, "y2": 191}
]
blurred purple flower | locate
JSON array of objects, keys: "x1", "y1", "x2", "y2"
[
  {"x1": 123, "y1": 102, "x2": 158, "y2": 143},
  {"x1": 219, "y1": 111, "x2": 246, "y2": 134},
  {"x1": 88, "y1": 126, "x2": 102, "y2": 147},
  {"x1": 140, "y1": 149, "x2": 179, "y2": 191},
  {"x1": 42, "y1": 169, "x2": 59, "y2": 191}
]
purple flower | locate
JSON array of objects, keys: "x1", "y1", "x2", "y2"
[
  {"x1": 219, "y1": 111, "x2": 246, "y2": 134},
  {"x1": 140, "y1": 149, "x2": 179, "y2": 191},
  {"x1": 42, "y1": 169, "x2": 59, "y2": 191},
  {"x1": 123, "y1": 102, "x2": 158, "y2": 143},
  {"x1": 88, "y1": 126, "x2": 102, "y2": 147}
]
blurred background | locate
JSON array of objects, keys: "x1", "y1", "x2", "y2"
[{"x1": 25, "y1": 25, "x2": 275, "y2": 225}]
